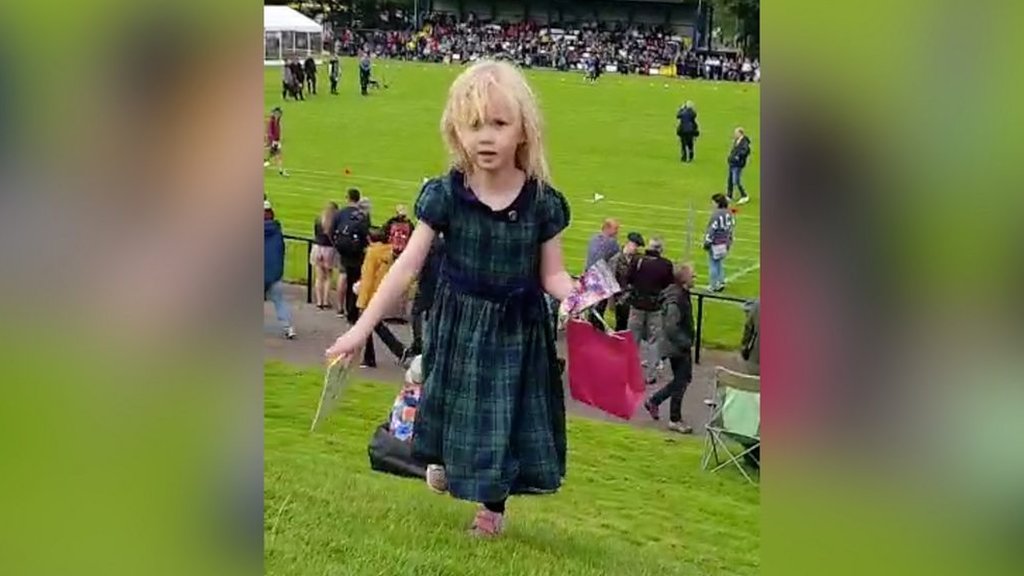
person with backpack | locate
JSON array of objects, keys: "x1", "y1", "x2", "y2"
[
  {"x1": 383, "y1": 204, "x2": 415, "y2": 258},
  {"x1": 332, "y1": 188, "x2": 371, "y2": 322}
]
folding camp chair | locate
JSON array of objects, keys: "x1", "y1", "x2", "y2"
[{"x1": 702, "y1": 366, "x2": 761, "y2": 484}]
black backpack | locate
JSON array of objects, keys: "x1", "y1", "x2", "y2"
[{"x1": 332, "y1": 212, "x2": 366, "y2": 259}]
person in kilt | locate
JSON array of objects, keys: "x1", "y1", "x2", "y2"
[{"x1": 326, "y1": 60, "x2": 578, "y2": 538}]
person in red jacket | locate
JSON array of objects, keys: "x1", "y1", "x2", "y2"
[{"x1": 264, "y1": 107, "x2": 288, "y2": 177}]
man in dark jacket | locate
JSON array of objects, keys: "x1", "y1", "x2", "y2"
[
  {"x1": 676, "y1": 101, "x2": 699, "y2": 162},
  {"x1": 328, "y1": 55, "x2": 340, "y2": 95},
  {"x1": 358, "y1": 52, "x2": 372, "y2": 96},
  {"x1": 289, "y1": 60, "x2": 305, "y2": 101},
  {"x1": 608, "y1": 232, "x2": 644, "y2": 331},
  {"x1": 332, "y1": 188, "x2": 371, "y2": 321},
  {"x1": 740, "y1": 298, "x2": 760, "y2": 375},
  {"x1": 644, "y1": 264, "x2": 696, "y2": 432},
  {"x1": 264, "y1": 200, "x2": 295, "y2": 339},
  {"x1": 303, "y1": 56, "x2": 317, "y2": 95},
  {"x1": 627, "y1": 237, "x2": 675, "y2": 383},
  {"x1": 727, "y1": 127, "x2": 752, "y2": 204}
]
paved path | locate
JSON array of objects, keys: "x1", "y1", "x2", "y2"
[{"x1": 265, "y1": 284, "x2": 748, "y2": 434}]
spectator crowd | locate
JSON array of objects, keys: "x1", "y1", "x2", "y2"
[{"x1": 328, "y1": 12, "x2": 759, "y2": 80}]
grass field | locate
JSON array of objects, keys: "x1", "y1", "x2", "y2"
[
  {"x1": 264, "y1": 362, "x2": 760, "y2": 575},
  {"x1": 264, "y1": 59, "x2": 759, "y2": 347}
]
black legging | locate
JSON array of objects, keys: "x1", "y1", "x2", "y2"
[
  {"x1": 341, "y1": 262, "x2": 362, "y2": 323},
  {"x1": 362, "y1": 319, "x2": 406, "y2": 366},
  {"x1": 649, "y1": 353, "x2": 693, "y2": 423}
]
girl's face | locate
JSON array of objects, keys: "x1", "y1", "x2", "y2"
[{"x1": 460, "y1": 90, "x2": 523, "y2": 174}]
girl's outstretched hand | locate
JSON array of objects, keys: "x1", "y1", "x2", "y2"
[{"x1": 325, "y1": 329, "x2": 368, "y2": 364}]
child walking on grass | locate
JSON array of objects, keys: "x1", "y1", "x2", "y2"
[{"x1": 326, "y1": 59, "x2": 578, "y2": 537}]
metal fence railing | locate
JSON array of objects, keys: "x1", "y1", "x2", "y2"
[{"x1": 280, "y1": 233, "x2": 753, "y2": 364}]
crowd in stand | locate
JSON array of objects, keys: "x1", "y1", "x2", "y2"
[{"x1": 328, "y1": 11, "x2": 759, "y2": 80}]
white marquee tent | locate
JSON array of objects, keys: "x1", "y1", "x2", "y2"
[{"x1": 264, "y1": 6, "x2": 323, "y2": 63}]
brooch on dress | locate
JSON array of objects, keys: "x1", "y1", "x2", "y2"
[{"x1": 508, "y1": 210, "x2": 518, "y2": 222}]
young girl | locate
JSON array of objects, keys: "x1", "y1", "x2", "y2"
[
  {"x1": 326, "y1": 60, "x2": 577, "y2": 537},
  {"x1": 311, "y1": 202, "x2": 340, "y2": 309},
  {"x1": 704, "y1": 193, "x2": 735, "y2": 292}
]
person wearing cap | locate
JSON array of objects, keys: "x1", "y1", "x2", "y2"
[
  {"x1": 608, "y1": 231, "x2": 645, "y2": 331},
  {"x1": 626, "y1": 236, "x2": 674, "y2": 383},
  {"x1": 264, "y1": 198, "x2": 295, "y2": 339}
]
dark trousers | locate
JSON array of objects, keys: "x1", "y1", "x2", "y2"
[
  {"x1": 359, "y1": 71, "x2": 370, "y2": 95},
  {"x1": 362, "y1": 314, "x2": 406, "y2": 366},
  {"x1": 727, "y1": 165, "x2": 747, "y2": 198},
  {"x1": 680, "y1": 134, "x2": 695, "y2": 162},
  {"x1": 588, "y1": 300, "x2": 609, "y2": 330},
  {"x1": 341, "y1": 262, "x2": 362, "y2": 323},
  {"x1": 329, "y1": 76, "x2": 338, "y2": 94},
  {"x1": 409, "y1": 310, "x2": 426, "y2": 355},
  {"x1": 306, "y1": 75, "x2": 316, "y2": 95},
  {"x1": 614, "y1": 302, "x2": 631, "y2": 332},
  {"x1": 649, "y1": 352, "x2": 693, "y2": 423}
]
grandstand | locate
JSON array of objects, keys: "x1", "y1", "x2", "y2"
[
  {"x1": 323, "y1": 0, "x2": 756, "y2": 80},
  {"x1": 426, "y1": 0, "x2": 709, "y2": 49}
]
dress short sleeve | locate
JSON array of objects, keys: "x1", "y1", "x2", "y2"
[
  {"x1": 538, "y1": 186, "x2": 571, "y2": 243},
  {"x1": 414, "y1": 176, "x2": 450, "y2": 233}
]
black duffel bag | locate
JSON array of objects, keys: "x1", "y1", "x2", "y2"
[{"x1": 367, "y1": 422, "x2": 426, "y2": 480}]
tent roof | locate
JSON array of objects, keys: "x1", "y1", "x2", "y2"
[{"x1": 264, "y1": 6, "x2": 321, "y2": 33}]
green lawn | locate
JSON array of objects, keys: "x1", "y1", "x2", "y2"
[
  {"x1": 265, "y1": 59, "x2": 759, "y2": 348},
  {"x1": 264, "y1": 362, "x2": 759, "y2": 575}
]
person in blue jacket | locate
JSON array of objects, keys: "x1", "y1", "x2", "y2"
[{"x1": 264, "y1": 199, "x2": 295, "y2": 339}]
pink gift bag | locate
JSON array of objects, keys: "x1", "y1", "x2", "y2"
[{"x1": 566, "y1": 319, "x2": 646, "y2": 420}]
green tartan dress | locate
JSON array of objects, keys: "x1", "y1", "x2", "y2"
[{"x1": 411, "y1": 169, "x2": 570, "y2": 503}]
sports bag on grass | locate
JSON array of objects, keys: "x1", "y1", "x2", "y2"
[{"x1": 367, "y1": 423, "x2": 426, "y2": 480}]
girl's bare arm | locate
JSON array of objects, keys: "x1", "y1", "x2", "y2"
[{"x1": 540, "y1": 233, "x2": 576, "y2": 301}]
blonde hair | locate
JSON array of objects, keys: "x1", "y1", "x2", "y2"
[
  {"x1": 320, "y1": 201, "x2": 337, "y2": 234},
  {"x1": 440, "y1": 60, "x2": 551, "y2": 187}
]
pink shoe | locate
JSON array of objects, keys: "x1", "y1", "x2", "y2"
[{"x1": 469, "y1": 507, "x2": 504, "y2": 538}]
